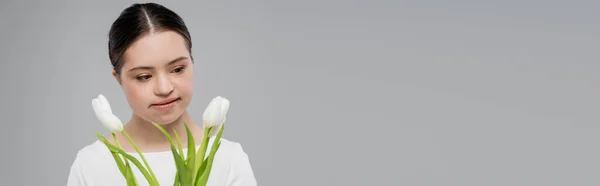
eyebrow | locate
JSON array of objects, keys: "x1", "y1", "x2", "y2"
[{"x1": 127, "y1": 56, "x2": 189, "y2": 72}]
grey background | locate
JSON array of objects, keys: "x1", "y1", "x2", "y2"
[{"x1": 1, "y1": 0, "x2": 599, "y2": 185}]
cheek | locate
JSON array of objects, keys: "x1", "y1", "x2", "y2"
[
  {"x1": 123, "y1": 82, "x2": 150, "y2": 108},
  {"x1": 178, "y1": 71, "x2": 194, "y2": 96}
]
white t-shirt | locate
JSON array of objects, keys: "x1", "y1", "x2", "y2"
[{"x1": 66, "y1": 137, "x2": 257, "y2": 186}]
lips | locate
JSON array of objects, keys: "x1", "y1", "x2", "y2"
[{"x1": 151, "y1": 97, "x2": 180, "y2": 107}]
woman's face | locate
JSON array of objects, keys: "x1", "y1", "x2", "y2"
[{"x1": 114, "y1": 30, "x2": 194, "y2": 125}]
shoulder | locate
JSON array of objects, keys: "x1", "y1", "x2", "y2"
[
  {"x1": 73, "y1": 140, "x2": 113, "y2": 162},
  {"x1": 70, "y1": 140, "x2": 106, "y2": 163},
  {"x1": 67, "y1": 140, "x2": 118, "y2": 185},
  {"x1": 211, "y1": 138, "x2": 258, "y2": 186},
  {"x1": 71, "y1": 139, "x2": 125, "y2": 174},
  {"x1": 69, "y1": 140, "x2": 118, "y2": 175},
  {"x1": 214, "y1": 137, "x2": 248, "y2": 156},
  {"x1": 211, "y1": 137, "x2": 254, "y2": 168}
]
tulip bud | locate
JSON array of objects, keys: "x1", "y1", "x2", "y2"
[
  {"x1": 202, "y1": 96, "x2": 229, "y2": 136},
  {"x1": 92, "y1": 94, "x2": 124, "y2": 133}
]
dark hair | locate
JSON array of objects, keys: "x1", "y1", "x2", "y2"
[{"x1": 108, "y1": 3, "x2": 192, "y2": 75}]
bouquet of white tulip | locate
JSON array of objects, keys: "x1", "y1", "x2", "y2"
[{"x1": 91, "y1": 94, "x2": 230, "y2": 186}]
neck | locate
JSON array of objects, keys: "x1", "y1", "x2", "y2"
[{"x1": 123, "y1": 111, "x2": 204, "y2": 152}]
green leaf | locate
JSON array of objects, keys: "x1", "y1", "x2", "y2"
[
  {"x1": 125, "y1": 162, "x2": 138, "y2": 186},
  {"x1": 172, "y1": 148, "x2": 190, "y2": 185},
  {"x1": 185, "y1": 122, "x2": 196, "y2": 166},
  {"x1": 174, "y1": 129, "x2": 185, "y2": 161},
  {"x1": 122, "y1": 131, "x2": 159, "y2": 185},
  {"x1": 110, "y1": 133, "x2": 138, "y2": 186},
  {"x1": 96, "y1": 133, "x2": 157, "y2": 186},
  {"x1": 173, "y1": 173, "x2": 180, "y2": 186},
  {"x1": 99, "y1": 132, "x2": 126, "y2": 177},
  {"x1": 195, "y1": 124, "x2": 225, "y2": 186},
  {"x1": 196, "y1": 141, "x2": 221, "y2": 185},
  {"x1": 109, "y1": 150, "x2": 126, "y2": 176},
  {"x1": 193, "y1": 127, "x2": 211, "y2": 177},
  {"x1": 184, "y1": 122, "x2": 197, "y2": 182},
  {"x1": 111, "y1": 134, "x2": 127, "y2": 175},
  {"x1": 152, "y1": 122, "x2": 192, "y2": 185}
]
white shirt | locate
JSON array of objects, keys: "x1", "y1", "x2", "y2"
[{"x1": 66, "y1": 137, "x2": 257, "y2": 186}]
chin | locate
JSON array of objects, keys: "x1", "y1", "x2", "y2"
[
  {"x1": 138, "y1": 109, "x2": 182, "y2": 125},
  {"x1": 152, "y1": 114, "x2": 183, "y2": 125}
]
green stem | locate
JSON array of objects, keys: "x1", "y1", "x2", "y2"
[
  {"x1": 152, "y1": 122, "x2": 192, "y2": 185},
  {"x1": 184, "y1": 122, "x2": 196, "y2": 169},
  {"x1": 96, "y1": 133, "x2": 157, "y2": 186},
  {"x1": 122, "y1": 131, "x2": 159, "y2": 186},
  {"x1": 193, "y1": 127, "x2": 211, "y2": 179},
  {"x1": 113, "y1": 133, "x2": 121, "y2": 148},
  {"x1": 173, "y1": 173, "x2": 180, "y2": 186},
  {"x1": 104, "y1": 133, "x2": 126, "y2": 177},
  {"x1": 196, "y1": 141, "x2": 221, "y2": 185},
  {"x1": 195, "y1": 124, "x2": 225, "y2": 186},
  {"x1": 114, "y1": 133, "x2": 138, "y2": 186},
  {"x1": 174, "y1": 130, "x2": 185, "y2": 161}
]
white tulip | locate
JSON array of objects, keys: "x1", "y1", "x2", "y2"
[
  {"x1": 92, "y1": 94, "x2": 124, "y2": 133},
  {"x1": 202, "y1": 96, "x2": 229, "y2": 135}
]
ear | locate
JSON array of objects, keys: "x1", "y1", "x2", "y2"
[{"x1": 112, "y1": 69, "x2": 122, "y2": 85}]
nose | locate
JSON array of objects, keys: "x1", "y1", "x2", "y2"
[{"x1": 154, "y1": 74, "x2": 174, "y2": 97}]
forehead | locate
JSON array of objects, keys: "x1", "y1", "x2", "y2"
[{"x1": 122, "y1": 31, "x2": 189, "y2": 70}]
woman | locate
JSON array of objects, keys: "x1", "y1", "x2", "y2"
[{"x1": 66, "y1": 3, "x2": 257, "y2": 186}]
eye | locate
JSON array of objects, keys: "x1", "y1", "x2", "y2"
[
  {"x1": 136, "y1": 74, "x2": 152, "y2": 81},
  {"x1": 171, "y1": 65, "x2": 186, "y2": 73}
]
